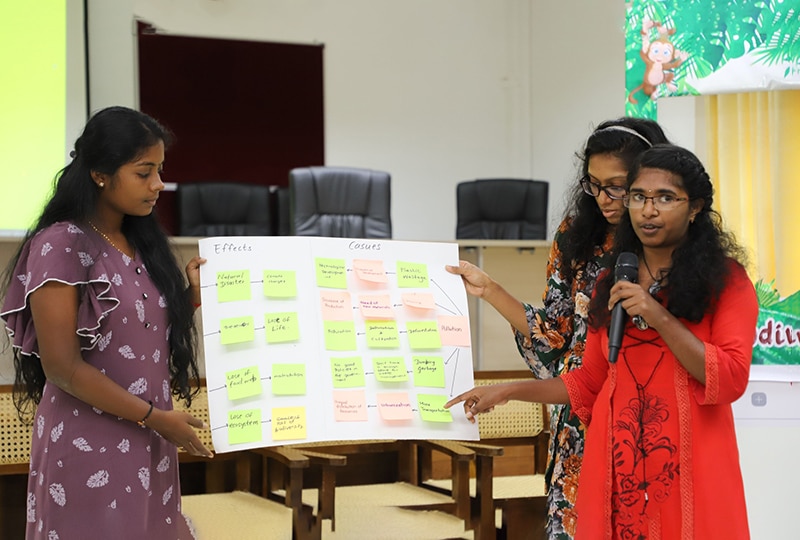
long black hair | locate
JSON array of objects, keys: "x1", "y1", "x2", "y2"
[
  {"x1": 589, "y1": 144, "x2": 749, "y2": 329},
  {"x1": 1, "y1": 106, "x2": 199, "y2": 418},
  {"x1": 559, "y1": 117, "x2": 670, "y2": 284}
]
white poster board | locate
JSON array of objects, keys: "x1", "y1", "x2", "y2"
[{"x1": 197, "y1": 236, "x2": 480, "y2": 453}]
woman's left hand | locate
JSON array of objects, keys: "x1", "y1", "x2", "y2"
[{"x1": 185, "y1": 256, "x2": 206, "y2": 307}]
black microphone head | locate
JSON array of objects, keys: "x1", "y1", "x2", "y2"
[{"x1": 614, "y1": 252, "x2": 638, "y2": 283}]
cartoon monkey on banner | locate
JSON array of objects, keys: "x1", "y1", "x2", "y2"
[{"x1": 628, "y1": 18, "x2": 689, "y2": 104}]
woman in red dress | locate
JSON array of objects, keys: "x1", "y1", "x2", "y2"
[{"x1": 447, "y1": 144, "x2": 757, "y2": 539}]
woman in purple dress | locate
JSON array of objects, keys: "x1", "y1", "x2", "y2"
[{"x1": 1, "y1": 106, "x2": 212, "y2": 539}]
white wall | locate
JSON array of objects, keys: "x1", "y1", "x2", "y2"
[{"x1": 85, "y1": 0, "x2": 697, "y2": 241}]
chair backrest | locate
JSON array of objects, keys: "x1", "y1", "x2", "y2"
[
  {"x1": 456, "y1": 179, "x2": 548, "y2": 240},
  {"x1": 289, "y1": 166, "x2": 392, "y2": 238},
  {"x1": 177, "y1": 182, "x2": 273, "y2": 236},
  {"x1": 473, "y1": 375, "x2": 545, "y2": 440},
  {"x1": 0, "y1": 386, "x2": 33, "y2": 475}
]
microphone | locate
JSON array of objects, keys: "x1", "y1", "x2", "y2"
[{"x1": 608, "y1": 252, "x2": 638, "y2": 364}]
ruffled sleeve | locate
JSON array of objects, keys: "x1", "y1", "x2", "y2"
[{"x1": 1, "y1": 222, "x2": 120, "y2": 358}]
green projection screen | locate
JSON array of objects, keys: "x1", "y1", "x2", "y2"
[{"x1": 0, "y1": 2, "x2": 66, "y2": 233}]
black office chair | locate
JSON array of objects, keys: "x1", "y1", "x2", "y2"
[
  {"x1": 176, "y1": 182, "x2": 273, "y2": 236},
  {"x1": 289, "y1": 166, "x2": 392, "y2": 238},
  {"x1": 456, "y1": 179, "x2": 548, "y2": 239}
]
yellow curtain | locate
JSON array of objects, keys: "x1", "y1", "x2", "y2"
[{"x1": 703, "y1": 90, "x2": 800, "y2": 297}]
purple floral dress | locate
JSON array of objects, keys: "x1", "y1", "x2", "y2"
[{"x1": 1, "y1": 222, "x2": 195, "y2": 540}]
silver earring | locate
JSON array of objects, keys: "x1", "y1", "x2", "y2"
[{"x1": 98, "y1": 182, "x2": 105, "y2": 188}]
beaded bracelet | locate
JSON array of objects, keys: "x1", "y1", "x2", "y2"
[{"x1": 137, "y1": 400, "x2": 154, "y2": 427}]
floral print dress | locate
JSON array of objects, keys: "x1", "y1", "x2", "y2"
[
  {"x1": 1, "y1": 222, "x2": 195, "y2": 540},
  {"x1": 514, "y1": 218, "x2": 613, "y2": 539}
]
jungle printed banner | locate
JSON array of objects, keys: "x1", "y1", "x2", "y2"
[
  {"x1": 625, "y1": 0, "x2": 800, "y2": 119},
  {"x1": 754, "y1": 281, "x2": 800, "y2": 370}
]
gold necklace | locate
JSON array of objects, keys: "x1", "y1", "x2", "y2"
[{"x1": 88, "y1": 221, "x2": 131, "y2": 257}]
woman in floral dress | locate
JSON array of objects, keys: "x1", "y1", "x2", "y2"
[
  {"x1": 447, "y1": 144, "x2": 756, "y2": 539},
  {"x1": 447, "y1": 117, "x2": 669, "y2": 538},
  {"x1": 1, "y1": 106, "x2": 212, "y2": 539}
]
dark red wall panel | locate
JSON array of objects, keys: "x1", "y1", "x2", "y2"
[{"x1": 137, "y1": 23, "x2": 324, "y2": 234}]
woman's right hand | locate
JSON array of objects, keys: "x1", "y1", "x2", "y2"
[
  {"x1": 147, "y1": 408, "x2": 214, "y2": 458},
  {"x1": 445, "y1": 260, "x2": 494, "y2": 298}
]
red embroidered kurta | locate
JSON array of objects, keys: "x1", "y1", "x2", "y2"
[{"x1": 562, "y1": 261, "x2": 756, "y2": 540}]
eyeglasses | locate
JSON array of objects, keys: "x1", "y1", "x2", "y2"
[
  {"x1": 580, "y1": 177, "x2": 627, "y2": 200},
  {"x1": 623, "y1": 192, "x2": 689, "y2": 210}
]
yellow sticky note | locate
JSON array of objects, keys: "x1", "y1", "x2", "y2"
[
  {"x1": 316, "y1": 258, "x2": 348, "y2": 289},
  {"x1": 352, "y1": 259, "x2": 388, "y2": 283},
  {"x1": 217, "y1": 270, "x2": 251, "y2": 302},
  {"x1": 263, "y1": 270, "x2": 297, "y2": 298},
  {"x1": 365, "y1": 321, "x2": 400, "y2": 349},
  {"x1": 358, "y1": 294, "x2": 394, "y2": 319},
  {"x1": 220, "y1": 316, "x2": 255, "y2": 345},
  {"x1": 323, "y1": 321, "x2": 357, "y2": 351},
  {"x1": 406, "y1": 321, "x2": 441, "y2": 349},
  {"x1": 372, "y1": 357, "x2": 408, "y2": 382},
  {"x1": 272, "y1": 406, "x2": 307, "y2": 441},
  {"x1": 401, "y1": 292, "x2": 436, "y2": 311},
  {"x1": 412, "y1": 356, "x2": 446, "y2": 388},
  {"x1": 331, "y1": 357, "x2": 366, "y2": 388},
  {"x1": 396, "y1": 261, "x2": 429, "y2": 288},
  {"x1": 376, "y1": 392, "x2": 414, "y2": 421},
  {"x1": 320, "y1": 290, "x2": 353, "y2": 321},
  {"x1": 438, "y1": 315, "x2": 471, "y2": 347},
  {"x1": 332, "y1": 390, "x2": 369, "y2": 422},
  {"x1": 264, "y1": 312, "x2": 300, "y2": 343},
  {"x1": 271, "y1": 363, "x2": 306, "y2": 395},
  {"x1": 225, "y1": 366, "x2": 262, "y2": 400},
  {"x1": 417, "y1": 394, "x2": 453, "y2": 423},
  {"x1": 227, "y1": 409, "x2": 262, "y2": 445}
]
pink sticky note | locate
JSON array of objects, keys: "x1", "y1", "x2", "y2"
[
  {"x1": 376, "y1": 392, "x2": 414, "y2": 420},
  {"x1": 358, "y1": 294, "x2": 394, "y2": 319},
  {"x1": 437, "y1": 316, "x2": 471, "y2": 347},
  {"x1": 402, "y1": 292, "x2": 436, "y2": 310},
  {"x1": 353, "y1": 259, "x2": 388, "y2": 283},
  {"x1": 332, "y1": 390, "x2": 369, "y2": 422},
  {"x1": 320, "y1": 291, "x2": 353, "y2": 321}
]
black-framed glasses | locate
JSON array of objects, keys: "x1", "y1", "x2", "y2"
[
  {"x1": 580, "y1": 177, "x2": 627, "y2": 200},
  {"x1": 623, "y1": 192, "x2": 689, "y2": 210}
]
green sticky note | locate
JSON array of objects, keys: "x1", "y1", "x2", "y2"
[
  {"x1": 417, "y1": 394, "x2": 453, "y2": 423},
  {"x1": 315, "y1": 257, "x2": 348, "y2": 289},
  {"x1": 271, "y1": 363, "x2": 306, "y2": 395},
  {"x1": 217, "y1": 270, "x2": 251, "y2": 302},
  {"x1": 406, "y1": 321, "x2": 441, "y2": 349},
  {"x1": 412, "y1": 356, "x2": 446, "y2": 387},
  {"x1": 365, "y1": 321, "x2": 400, "y2": 349},
  {"x1": 225, "y1": 366, "x2": 262, "y2": 400},
  {"x1": 372, "y1": 357, "x2": 408, "y2": 382},
  {"x1": 396, "y1": 261, "x2": 429, "y2": 288},
  {"x1": 264, "y1": 312, "x2": 300, "y2": 343},
  {"x1": 263, "y1": 270, "x2": 297, "y2": 298},
  {"x1": 220, "y1": 316, "x2": 255, "y2": 345},
  {"x1": 227, "y1": 409, "x2": 262, "y2": 445},
  {"x1": 323, "y1": 321, "x2": 357, "y2": 351},
  {"x1": 331, "y1": 357, "x2": 366, "y2": 388}
]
